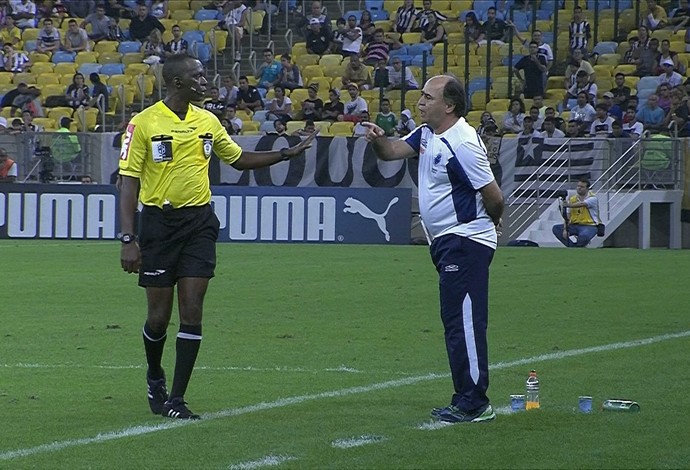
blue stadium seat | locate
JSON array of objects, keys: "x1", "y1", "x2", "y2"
[
  {"x1": 253, "y1": 110, "x2": 269, "y2": 121},
  {"x1": 618, "y1": 0, "x2": 632, "y2": 8},
  {"x1": 100, "y1": 63, "x2": 125, "y2": 75},
  {"x1": 389, "y1": 46, "x2": 409, "y2": 57},
  {"x1": 502, "y1": 54, "x2": 523, "y2": 66},
  {"x1": 391, "y1": 54, "x2": 413, "y2": 65},
  {"x1": 541, "y1": 32, "x2": 554, "y2": 45},
  {"x1": 52, "y1": 51, "x2": 76, "y2": 63},
  {"x1": 535, "y1": 10, "x2": 551, "y2": 20},
  {"x1": 473, "y1": 0, "x2": 496, "y2": 21},
  {"x1": 370, "y1": 9, "x2": 389, "y2": 20},
  {"x1": 411, "y1": 54, "x2": 434, "y2": 67},
  {"x1": 539, "y1": 0, "x2": 559, "y2": 11},
  {"x1": 118, "y1": 41, "x2": 142, "y2": 54},
  {"x1": 183, "y1": 30, "x2": 205, "y2": 44},
  {"x1": 77, "y1": 63, "x2": 102, "y2": 76},
  {"x1": 636, "y1": 88, "x2": 655, "y2": 99},
  {"x1": 592, "y1": 41, "x2": 618, "y2": 56},
  {"x1": 24, "y1": 40, "x2": 37, "y2": 52},
  {"x1": 259, "y1": 121, "x2": 276, "y2": 133},
  {"x1": 364, "y1": 0, "x2": 384, "y2": 12},
  {"x1": 511, "y1": 11, "x2": 530, "y2": 31},
  {"x1": 407, "y1": 43, "x2": 432, "y2": 56},
  {"x1": 637, "y1": 76, "x2": 658, "y2": 91},
  {"x1": 468, "y1": 77, "x2": 491, "y2": 95},
  {"x1": 586, "y1": 0, "x2": 610, "y2": 9},
  {"x1": 193, "y1": 42, "x2": 212, "y2": 63},
  {"x1": 194, "y1": 9, "x2": 220, "y2": 21},
  {"x1": 459, "y1": 10, "x2": 476, "y2": 21}
]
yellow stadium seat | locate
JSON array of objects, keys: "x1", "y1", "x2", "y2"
[
  {"x1": 36, "y1": 73, "x2": 59, "y2": 86},
  {"x1": 125, "y1": 63, "x2": 150, "y2": 76},
  {"x1": 31, "y1": 62, "x2": 55, "y2": 74},
  {"x1": 29, "y1": 51, "x2": 50, "y2": 63},
  {"x1": 97, "y1": 52, "x2": 122, "y2": 64},
  {"x1": 312, "y1": 121, "x2": 331, "y2": 135},
  {"x1": 170, "y1": 10, "x2": 194, "y2": 21},
  {"x1": 291, "y1": 42, "x2": 308, "y2": 58},
  {"x1": 593, "y1": 64, "x2": 614, "y2": 77},
  {"x1": 545, "y1": 89, "x2": 567, "y2": 101},
  {"x1": 444, "y1": 22, "x2": 463, "y2": 34},
  {"x1": 598, "y1": 19, "x2": 615, "y2": 41},
  {"x1": 535, "y1": 19, "x2": 552, "y2": 32},
  {"x1": 614, "y1": 64, "x2": 636, "y2": 76},
  {"x1": 75, "y1": 107, "x2": 99, "y2": 130},
  {"x1": 75, "y1": 51, "x2": 99, "y2": 65},
  {"x1": 560, "y1": 111, "x2": 571, "y2": 121},
  {"x1": 289, "y1": 88, "x2": 309, "y2": 104},
  {"x1": 198, "y1": 20, "x2": 217, "y2": 33},
  {"x1": 401, "y1": 32, "x2": 419, "y2": 44},
  {"x1": 122, "y1": 53, "x2": 145, "y2": 66},
  {"x1": 248, "y1": 10, "x2": 265, "y2": 33},
  {"x1": 0, "y1": 107, "x2": 17, "y2": 118},
  {"x1": 94, "y1": 41, "x2": 119, "y2": 53},
  {"x1": 168, "y1": 0, "x2": 189, "y2": 10},
  {"x1": 53, "y1": 62, "x2": 77, "y2": 75},
  {"x1": 624, "y1": 76, "x2": 639, "y2": 89},
  {"x1": 21, "y1": 28, "x2": 40, "y2": 42},
  {"x1": 308, "y1": 76, "x2": 331, "y2": 91},
  {"x1": 465, "y1": 110, "x2": 484, "y2": 127},
  {"x1": 296, "y1": 54, "x2": 319, "y2": 67},
  {"x1": 135, "y1": 75, "x2": 156, "y2": 99},
  {"x1": 329, "y1": 121, "x2": 354, "y2": 136},
  {"x1": 491, "y1": 77, "x2": 512, "y2": 99},
  {"x1": 159, "y1": 19, "x2": 174, "y2": 31},
  {"x1": 107, "y1": 74, "x2": 132, "y2": 87},
  {"x1": 302, "y1": 64, "x2": 324, "y2": 80},
  {"x1": 374, "y1": 20, "x2": 393, "y2": 32},
  {"x1": 177, "y1": 19, "x2": 200, "y2": 32},
  {"x1": 596, "y1": 53, "x2": 620, "y2": 66},
  {"x1": 652, "y1": 29, "x2": 673, "y2": 42},
  {"x1": 12, "y1": 72, "x2": 35, "y2": 84},
  {"x1": 447, "y1": 32, "x2": 464, "y2": 44},
  {"x1": 241, "y1": 121, "x2": 260, "y2": 134},
  {"x1": 384, "y1": 32, "x2": 401, "y2": 43},
  {"x1": 206, "y1": 29, "x2": 227, "y2": 54},
  {"x1": 47, "y1": 107, "x2": 74, "y2": 122},
  {"x1": 286, "y1": 121, "x2": 304, "y2": 135},
  {"x1": 485, "y1": 98, "x2": 511, "y2": 115},
  {"x1": 32, "y1": 117, "x2": 56, "y2": 130},
  {"x1": 319, "y1": 54, "x2": 342, "y2": 67},
  {"x1": 323, "y1": 63, "x2": 346, "y2": 78},
  {"x1": 41, "y1": 84, "x2": 66, "y2": 102}
]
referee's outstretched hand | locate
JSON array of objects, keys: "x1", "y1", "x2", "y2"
[
  {"x1": 360, "y1": 122, "x2": 385, "y2": 143},
  {"x1": 283, "y1": 131, "x2": 317, "y2": 158}
]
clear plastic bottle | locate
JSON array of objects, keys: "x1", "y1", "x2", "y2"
[{"x1": 525, "y1": 370, "x2": 540, "y2": 410}]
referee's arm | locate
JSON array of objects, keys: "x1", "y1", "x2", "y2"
[{"x1": 223, "y1": 133, "x2": 316, "y2": 170}]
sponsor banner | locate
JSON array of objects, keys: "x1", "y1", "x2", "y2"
[{"x1": 0, "y1": 184, "x2": 411, "y2": 244}]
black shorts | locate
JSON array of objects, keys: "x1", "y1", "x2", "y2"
[{"x1": 137, "y1": 204, "x2": 220, "y2": 288}]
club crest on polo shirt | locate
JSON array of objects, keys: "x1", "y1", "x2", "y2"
[{"x1": 433, "y1": 154, "x2": 442, "y2": 165}]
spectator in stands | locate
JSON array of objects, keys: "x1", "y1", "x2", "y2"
[
  {"x1": 564, "y1": 70, "x2": 597, "y2": 108},
  {"x1": 362, "y1": 28, "x2": 391, "y2": 66},
  {"x1": 657, "y1": 39, "x2": 681, "y2": 74},
  {"x1": 393, "y1": 0, "x2": 417, "y2": 34},
  {"x1": 658, "y1": 59, "x2": 683, "y2": 88},
  {"x1": 541, "y1": 117, "x2": 565, "y2": 138},
  {"x1": 220, "y1": 0, "x2": 248, "y2": 60},
  {"x1": 203, "y1": 86, "x2": 226, "y2": 119},
  {"x1": 104, "y1": 0, "x2": 132, "y2": 21},
  {"x1": 532, "y1": 95, "x2": 546, "y2": 118},
  {"x1": 340, "y1": 14, "x2": 362, "y2": 57},
  {"x1": 564, "y1": 48, "x2": 594, "y2": 89},
  {"x1": 565, "y1": 119, "x2": 584, "y2": 138},
  {"x1": 149, "y1": 0, "x2": 168, "y2": 19},
  {"x1": 626, "y1": 26, "x2": 651, "y2": 62},
  {"x1": 36, "y1": 18, "x2": 61, "y2": 54},
  {"x1": 322, "y1": 88, "x2": 343, "y2": 122},
  {"x1": 602, "y1": 91, "x2": 623, "y2": 120},
  {"x1": 668, "y1": 93, "x2": 690, "y2": 136},
  {"x1": 477, "y1": 111, "x2": 496, "y2": 136},
  {"x1": 514, "y1": 41, "x2": 548, "y2": 99},
  {"x1": 568, "y1": 6, "x2": 590, "y2": 55},
  {"x1": 0, "y1": 16, "x2": 22, "y2": 48},
  {"x1": 358, "y1": 10, "x2": 375, "y2": 44},
  {"x1": 164, "y1": 24, "x2": 188, "y2": 57},
  {"x1": 225, "y1": 104, "x2": 243, "y2": 134},
  {"x1": 341, "y1": 82, "x2": 368, "y2": 122},
  {"x1": 507, "y1": 26, "x2": 553, "y2": 76},
  {"x1": 22, "y1": 109, "x2": 42, "y2": 132},
  {"x1": 633, "y1": 37, "x2": 659, "y2": 77},
  {"x1": 502, "y1": 98, "x2": 525, "y2": 134},
  {"x1": 65, "y1": 72, "x2": 89, "y2": 109},
  {"x1": 569, "y1": 92, "x2": 596, "y2": 131},
  {"x1": 63, "y1": 18, "x2": 90, "y2": 52},
  {"x1": 342, "y1": 54, "x2": 372, "y2": 90},
  {"x1": 81, "y1": 4, "x2": 112, "y2": 41},
  {"x1": 610, "y1": 73, "x2": 631, "y2": 110},
  {"x1": 142, "y1": 29, "x2": 165, "y2": 65},
  {"x1": 236, "y1": 75, "x2": 263, "y2": 112},
  {"x1": 1, "y1": 82, "x2": 41, "y2": 116},
  {"x1": 544, "y1": 107, "x2": 565, "y2": 132},
  {"x1": 331, "y1": 17, "x2": 346, "y2": 53},
  {"x1": 387, "y1": 57, "x2": 418, "y2": 90},
  {"x1": 299, "y1": 0, "x2": 330, "y2": 38},
  {"x1": 3, "y1": 43, "x2": 31, "y2": 73},
  {"x1": 528, "y1": 106, "x2": 543, "y2": 130},
  {"x1": 590, "y1": 104, "x2": 614, "y2": 136},
  {"x1": 375, "y1": 98, "x2": 397, "y2": 136},
  {"x1": 0, "y1": 147, "x2": 17, "y2": 183},
  {"x1": 552, "y1": 179, "x2": 599, "y2": 248},
  {"x1": 220, "y1": 74, "x2": 238, "y2": 105},
  {"x1": 129, "y1": 3, "x2": 164, "y2": 42},
  {"x1": 352, "y1": 111, "x2": 370, "y2": 136},
  {"x1": 88, "y1": 72, "x2": 108, "y2": 112},
  {"x1": 256, "y1": 48, "x2": 282, "y2": 90},
  {"x1": 478, "y1": 7, "x2": 507, "y2": 45},
  {"x1": 300, "y1": 83, "x2": 322, "y2": 121},
  {"x1": 395, "y1": 108, "x2": 415, "y2": 136},
  {"x1": 267, "y1": 118, "x2": 288, "y2": 136},
  {"x1": 641, "y1": 0, "x2": 667, "y2": 31},
  {"x1": 64, "y1": 0, "x2": 94, "y2": 19},
  {"x1": 626, "y1": 95, "x2": 640, "y2": 115},
  {"x1": 657, "y1": 83, "x2": 672, "y2": 113},
  {"x1": 373, "y1": 59, "x2": 390, "y2": 89},
  {"x1": 663, "y1": 86, "x2": 686, "y2": 131},
  {"x1": 670, "y1": 0, "x2": 690, "y2": 32},
  {"x1": 419, "y1": 12, "x2": 445, "y2": 46},
  {"x1": 518, "y1": 116, "x2": 539, "y2": 138},
  {"x1": 292, "y1": 119, "x2": 317, "y2": 136},
  {"x1": 608, "y1": 120, "x2": 631, "y2": 138},
  {"x1": 636, "y1": 94, "x2": 665, "y2": 132},
  {"x1": 278, "y1": 53, "x2": 302, "y2": 91},
  {"x1": 8, "y1": 118, "x2": 23, "y2": 134},
  {"x1": 12, "y1": 0, "x2": 37, "y2": 29},
  {"x1": 413, "y1": 0, "x2": 446, "y2": 33},
  {"x1": 266, "y1": 84, "x2": 292, "y2": 122},
  {"x1": 305, "y1": 18, "x2": 330, "y2": 56},
  {"x1": 462, "y1": 11, "x2": 482, "y2": 49}
]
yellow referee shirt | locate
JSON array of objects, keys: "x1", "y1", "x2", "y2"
[{"x1": 119, "y1": 101, "x2": 242, "y2": 208}]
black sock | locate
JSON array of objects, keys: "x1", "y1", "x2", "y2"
[
  {"x1": 169, "y1": 324, "x2": 202, "y2": 400},
  {"x1": 143, "y1": 322, "x2": 167, "y2": 380}
]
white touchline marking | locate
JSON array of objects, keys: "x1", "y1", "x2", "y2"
[
  {"x1": 228, "y1": 454, "x2": 296, "y2": 470},
  {"x1": 493, "y1": 406, "x2": 514, "y2": 415},
  {"x1": 417, "y1": 421, "x2": 454, "y2": 431},
  {"x1": 2, "y1": 330, "x2": 688, "y2": 461},
  {"x1": 331, "y1": 435, "x2": 386, "y2": 449}
]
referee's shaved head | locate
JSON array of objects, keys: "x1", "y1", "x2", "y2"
[{"x1": 162, "y1": 54, "x2": 199, "y2": 86}]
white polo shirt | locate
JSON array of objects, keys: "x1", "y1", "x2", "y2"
[{"x1": 403, "y1": 117, "x2": 497, "y2": 249}]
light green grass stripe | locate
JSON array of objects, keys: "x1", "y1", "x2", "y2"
[{"x1": 2, "y1": 330, "x2": 689, "y2": 462}]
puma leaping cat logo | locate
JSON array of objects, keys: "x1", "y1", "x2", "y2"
[{"x1": 343, "y1": 197, "x2": 399, "y2": 242}]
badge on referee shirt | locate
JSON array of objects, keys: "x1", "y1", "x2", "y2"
[
  {"x1": 199, "y1": 133, "x2": 213, "y2": 159},
  {"x1": 151, "y1": 135, "x2": 173, "y2": 163}
]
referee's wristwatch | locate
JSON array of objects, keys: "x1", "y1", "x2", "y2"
[{"x1": 118, "y1": 233, "x2": 136, "y2": 244}]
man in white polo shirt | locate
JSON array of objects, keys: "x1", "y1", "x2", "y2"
[{"x1": 362, "y1": 74, "x2": 504, "y2": 424}]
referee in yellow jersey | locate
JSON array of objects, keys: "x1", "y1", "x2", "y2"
[{"x1": 118, "y1": 54, "x2": 314, "y2": 420}]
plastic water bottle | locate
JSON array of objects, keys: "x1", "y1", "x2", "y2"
[{"x1": 525, "y1": 370, "x2": 540, "y2": 410}]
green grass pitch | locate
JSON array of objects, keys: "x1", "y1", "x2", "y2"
[{"x1": 1, "y1": 241, "x2": 689, "y2": 469}]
